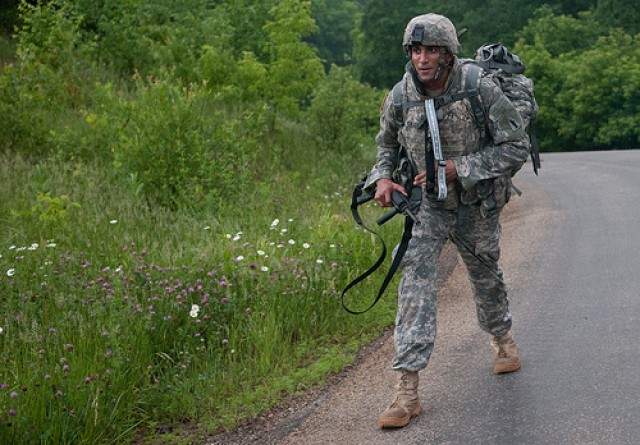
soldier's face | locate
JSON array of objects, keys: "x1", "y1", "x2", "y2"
[{"x1": 411, "y1": 45, "x2": 451, "y2": 89}]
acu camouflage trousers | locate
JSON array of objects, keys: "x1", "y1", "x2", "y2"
[{"x1": 392, "y1": 202, "x2": 512, "y2": 372}]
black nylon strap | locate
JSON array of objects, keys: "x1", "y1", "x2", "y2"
[
  {"x1": 425, "y1": 120, "x2": 436, "y2": 197},
  {"x1": 341, "y1": 182, "x2": 414, "y2": 314},
  {"x1": 341, "y1": 215, "x2": 414, "y2": 315}
]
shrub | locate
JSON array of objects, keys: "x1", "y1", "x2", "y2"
[
  {"x1": 112, "y1": 78, "x2": 263, "y2": 212},
  {"x1": 306, "y1": 65, "x2": 382, "y2": 154}
]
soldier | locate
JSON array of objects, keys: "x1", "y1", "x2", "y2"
[{"x1": 365, "y1": 14, "x2": 530, "y2": 428}]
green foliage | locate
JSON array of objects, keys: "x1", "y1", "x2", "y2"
[
  {"x1": 456, "y1": 0, "x2": 546, "y2": 55},
  {"x1": 306, "y1": 65, "x2": 382, "y2": 154},
  {"x1": 30, "y1": 192, "x2": 81, "y2": 224},
  {"x1": 216, "y1": 0, "x2": 279, "y2": 61},
  {"x1": 197, "y1": 46, "x2": 268, "y2": 107},
  {"x1": 517, "y1": 6, "x2": 601, "y2": 57},
  {"x1": 554, "y1": 31, "x2": 640, "y2": 149},
  {"x1": 15, "y1": 0, "x2": 85, "y2": 70},
  {"x1": 594, "y1": 0, "x2": 640, "y2": 35},
  {"x1": 262, "y1": 0, "x2": 325, "y2": 116},
  {"x1": 307, "y1": 0, "x2": 360, "y2": 68},
  {"x1": 71, "y1": 0, "x2": 222, "y2": 80},
  {"x1": 352, "y1": 0, "x2": 424, "y2": 89},
  {"x1": 0, "y1": 0, "x2": 80, "y2": 155},
  {"x1": 0, "y1": 62, "x2": 49, "y2": 153},
  {"x1": 516, "y1": 7, "x2": 640, "y2": 150},
  {"x1": 112, "y1": 78, "x2": 262, "y2": 211}
]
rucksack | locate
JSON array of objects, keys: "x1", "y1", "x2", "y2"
[{"x1": 391, "y1": 43, "x2": 540, "y2": 174}]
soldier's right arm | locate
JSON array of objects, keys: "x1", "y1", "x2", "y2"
[{"x1": 364, "y1": 93, "x2": 402, "y2": 191}]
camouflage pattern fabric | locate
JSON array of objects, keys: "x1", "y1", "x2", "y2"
[
  {"x1": 391, "y1": 203, "x2": 511, "y2": 371},
  {"x1": 402, "y1": 14, "x2": 461, "y2": 55},
  {"x1": 365, "y1": 58, "x2": 529, "y2": 372},
  {"x1": 496, "y1": 74, "x2": 539, "y2": 129}
]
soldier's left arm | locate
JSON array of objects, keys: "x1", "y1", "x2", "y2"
[{"x1": 453, "y1": 79, "x2": 530, "y2": 190}]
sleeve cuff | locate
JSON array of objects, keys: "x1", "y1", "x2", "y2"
[
  {"x1": 364, "y1": 171, "x2": 391, "y2": 191},
  {"x1": 454, "y1": 157, "x2": 477, "y2": 190}
]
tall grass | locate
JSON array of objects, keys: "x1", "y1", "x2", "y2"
[
  {"x1": 0, "y1": 1, "x2": 400, "y2": 441},
  {"x1": 0, "y1": 147, "x2": 402, "y2": 442}
]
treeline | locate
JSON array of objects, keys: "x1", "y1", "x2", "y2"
[{"x1": 0, "y1": 0, "x2": 639, "y2": 209}]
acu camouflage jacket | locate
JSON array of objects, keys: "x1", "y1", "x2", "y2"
[{"x1": 365, "y1": 59, "x2": 530, "y2": 211}]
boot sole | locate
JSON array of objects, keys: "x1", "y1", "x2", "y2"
[
  {"x1": 377, "y1": 404, "x2": 422, "y2": 428},
  {"x1": 494, "y1": 358, "x2": 521, "y2": 374}
]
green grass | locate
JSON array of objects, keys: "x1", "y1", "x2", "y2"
[
  {"x1": 0, "y1": 5, "x2": 395, "y2": 440},
  {"x1": 0, "y1": 152, "x2": 400, "y2": 443}
]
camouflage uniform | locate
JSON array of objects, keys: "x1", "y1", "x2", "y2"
[{"x1": 366, "y1": 52, "x2": 530, "y2": 372}]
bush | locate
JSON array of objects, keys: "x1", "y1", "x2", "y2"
[
  {"x1": 112, "y1": 78, "x2": 263, "y2": 212},
  {"x1": 306, "y1": 65, "x2": 382, "y2": 154}
]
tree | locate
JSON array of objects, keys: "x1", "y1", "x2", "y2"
[
  {"x1": 307, "y1": 0, "x2": 360, "y2": 69},
  {"x1": 457, "y1": 0, "x2": 547, "y2": 55},
  {"x1": 353, "y1": 0, "x2": 434, "y2": 89},
  {"x1": 555, "y1": 31, "x2": 640, "y2": 149},
  {"x1": 594, "y1": 0, "x2": 640, "y2": 35},
  {"x1": 516, "y1": 8, "x2": 640, "y2": 151},
  {"x1": 262, "y1": 0, "x2": 324, "y2": 117}
]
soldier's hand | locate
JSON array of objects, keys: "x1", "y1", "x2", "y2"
[
  {"x1": 375, "y1": 178, "x2": 406, "y2": 207},
  {"x1": 436, "y1": 160, "x2": 458, "y2": 183},
  {"x1": 413, "y1": 172, "x2": 427, "y2": 186}
]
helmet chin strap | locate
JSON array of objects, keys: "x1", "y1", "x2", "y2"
[{"x1": 433, "y1": 48, "x2": 447, "y2": 80}]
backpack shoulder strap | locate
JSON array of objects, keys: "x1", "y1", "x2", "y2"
[
  {"x1": 391, "y1": 81, "x2": 404, "y2": 123},
  {"x1": 390, "y1": 81, "x2": 424, "y2": 124},
  {"x1": 463, "y1": 63, "x2": 486, "y2": 134}
]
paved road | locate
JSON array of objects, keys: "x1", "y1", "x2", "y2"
[{"x1": 211, "y1": 150, "x2": 640, "y2": 445}]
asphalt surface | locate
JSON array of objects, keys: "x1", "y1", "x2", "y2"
[{"x1": 209, "y1": 150, "x2": 640, "y2": 445}]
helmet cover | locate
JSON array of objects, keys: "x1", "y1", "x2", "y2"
[{"x1": 403, "y1": 14, "x2": 460, "y2": 55}]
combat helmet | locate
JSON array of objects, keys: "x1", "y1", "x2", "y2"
[{"x1": 403, "y1": 14, "x2": 461, "y2": 55}]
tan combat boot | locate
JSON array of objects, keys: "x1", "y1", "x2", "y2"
[
  {"x1": 491, "y1": 331, "x2": 521, "y2": 374},
  {"x1": 377, "y1": 369, "x2": 421, "y2": 428}
]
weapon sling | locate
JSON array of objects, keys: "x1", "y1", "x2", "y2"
[{"x1": 341, "y1": 181, "x2": 418, "y2": 314}]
